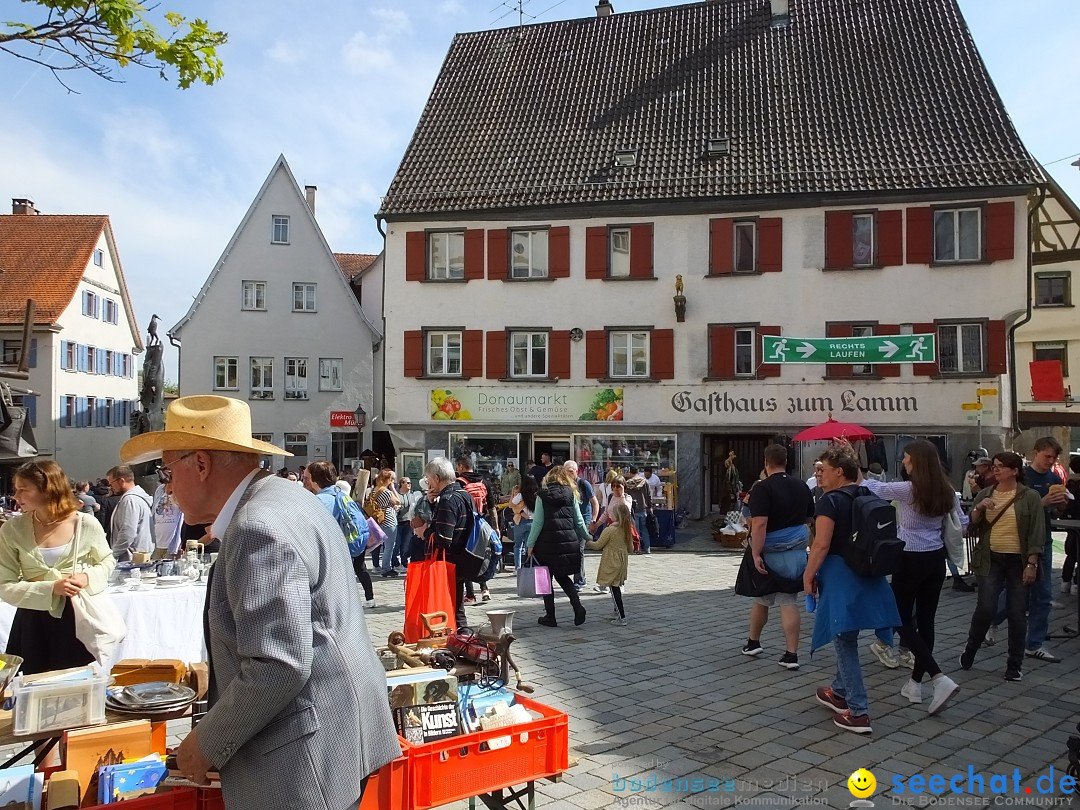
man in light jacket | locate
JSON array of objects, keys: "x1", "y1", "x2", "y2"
[{"x1": 106, "y1": 465, "x2": 154, "y2": 562}]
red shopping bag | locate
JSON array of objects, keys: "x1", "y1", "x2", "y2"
[{"x1": 404, "y1": 549, "x2": 457, "y2": 643}]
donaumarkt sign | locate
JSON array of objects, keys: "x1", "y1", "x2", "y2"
[
  {"x1": 430, "y1": 388, "x2": 623, "y2": 422},
  {"x1": 761, "y1": 335, "x2": 936, "y2": 364}
]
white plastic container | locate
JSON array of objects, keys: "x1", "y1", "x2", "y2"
[{"x1": 11, "y1": 664, "x2": 107, "y2": 736}]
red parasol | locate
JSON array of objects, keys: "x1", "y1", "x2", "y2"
[{"x1": 792, "y1": 417, "x2": 875, "y2": 442}]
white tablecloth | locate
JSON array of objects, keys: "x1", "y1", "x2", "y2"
[{"x1": 0, "y1": 583, "x2": 207, "y2": 664}]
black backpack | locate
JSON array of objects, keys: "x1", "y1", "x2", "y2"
[{"x1": 837, "y1": 485, "x2": 903, "y2": 577}]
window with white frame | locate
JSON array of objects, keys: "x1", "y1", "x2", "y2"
[
  {"x1": 284, "y1": 433, "x2": 308, "y2": 456},
  {"x1": 428, "y1": 231, "x2": 465, "y2": 279},
  {"x1": 105, "y1": 351, "x2": 114, "y2": 375},
  {"x1": 93, "y1": 249, "x2": 104, "y2": 266},
  {"x1": 1035, "y1": 274, "x2": 1070, "y2": 307},
  {"x1": 252, "y1": 433, "x2": 273, "y2": 444},
  {"x1": 510, "y1": 331, "x2": 548, "y2": 378},
  {"x1": 319, "y1": 358, "x2": 343, "y2": 391},
  {"x1": 934, "y1": 208, "x2": 981, "y2": 262},
  {"x1": 65, "y1": 343, "x2": 77, "y2": 370},
  {"x1": 86, "y1": 396, "x2": 97, "y2": 427},
  {"x1": 734, "y1": 328, "x2": 755, "y2": 376},
  {"x1": 852, "y1": 213, "x2": 875, "y2": 267},
  {"x1": 851, "y1": 325, "x2": 874, "y2": 375},
  {"x1": 214, "y1": 357, "x2": 238, "y2": 390},
  {"x1": 250, "y1": 357, "x2": 274, "y2": 398},
  {"x1": 62, "y1": 396, "x2": 77, "y2": 428},
  {"x1": 427, "y1": 331, "x2": 462, "y2": 376},
  {"x1": 272, "y1": 216, "x2": 290, "y2": 244},
  {"x1": 86, "y1": 346, "x2": 97, "y2": 374},
  {"x1": 242, "y1": 281, "x2": 267, "y2": 311},
  {"x1": 610, "y1": 330, "x2": 648, "y2": 378},
  {"x1": 292, "y1": 283, "x2": 316, "y2": 312},
  {"x1": 510, "y1": 230, "x2": 549, "y2": 278},
  {"x1": 82, "y1": 291, "x2": 99, "y2": 318},
  {"x1": 609, "y1": 228, "x2": 631, "y2": 277},
  {"x1": 104, "y1": 398, "x2": 114, "y2": 427},
  {"x1": 938, "y1": 323, "x2": 984, "y2": 373},
  {"x1": 285, "y1": 358, "x2": 308, "y2": 400},
  {"x1": 1034, "y1": 342, "x2": 1068, "y2": 376},
  {"x1": 734, "y1": 221, "x2": 756, "y2": 273}
]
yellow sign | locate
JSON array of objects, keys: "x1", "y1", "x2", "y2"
[
  {"x1": 961, "y1": 403, "x2": 983, "y2": 411},
  {"x1": 976, "y1": 388, "x2": 998, "y2": 396}
]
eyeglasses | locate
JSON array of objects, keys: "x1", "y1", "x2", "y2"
[
  {"x1": 157, "y1": 451, "x2": 198, "y2": 482},
  {"x1": 990, "y1": 464, "x2": 1014, "y2": 472}
]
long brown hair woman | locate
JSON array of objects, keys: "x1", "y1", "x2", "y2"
[{"x1": 0, "y1": 460, "x2": 116, "y2": 673}]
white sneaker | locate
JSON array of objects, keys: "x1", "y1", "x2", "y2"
[
  {"x1": 1062, "y1": 581, "x2": 1073, "y2": 595},
  {"x1": 927, "y1": 675, "x2": 959, "y2": 715},
  {"x1": 983, "y1": 625, "x2": 998, "y2": 647},
  {"x1": 898, "y1": 648, "x2": 915, "y2": 669},
  {"x1": 610, "y1": 617, "x2": 627, "y2": 626},
  {"x1": 593, "y1": 585, "x2": 609, "y2": 593},
  {"x1": 1025, "y1": 646, "x2": 1061, "y2": 662},
  {"x1": 364, "y1": 599, "x2": 377, "y2": 609},
  {"x1": 900, "y1": 679, "x2": 923, "y2": 704},
  {"x1": 869, "y1": 640, "x2": 900, "y2": 669}
]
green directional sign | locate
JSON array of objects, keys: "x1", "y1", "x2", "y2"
[{"x1": 761, "y1": 334, "x2": 936, "y2": 364}]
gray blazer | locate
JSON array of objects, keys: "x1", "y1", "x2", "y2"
[{"x1": 198, "y1": 472, "x2": 401, "y2": 810}]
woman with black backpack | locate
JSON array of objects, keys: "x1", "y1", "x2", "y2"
[{"x1": 526, "y1": 466, "x2": 592, "y2": 627}]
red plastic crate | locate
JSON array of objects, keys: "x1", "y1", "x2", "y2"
[
  {"x1": 195, "y1": 787, "x2": 224, "y2": 810},
  {"x1": 360, "y1": 738, "x2": 410, "y2": 810},
  {"x1": 93, "y1": 787, "x2": 198, "y2": 810},
  {"x1": 406, "y1": 695, "x2": 569, "y2": 810}
]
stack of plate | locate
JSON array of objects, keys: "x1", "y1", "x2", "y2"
[{"x1": 106, "y1": 682, "x2": 196, "y2": 716}]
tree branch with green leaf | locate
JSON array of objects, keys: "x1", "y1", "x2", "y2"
[{"x1": 1, "y1": 1, "x2": 226, "y2": 91}]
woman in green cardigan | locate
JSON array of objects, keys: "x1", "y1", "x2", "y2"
[
  {"x1": 0, "y1": 460, "x2": 115, "y2": 674},
  {"x1": 959, "y1": 451, "x2": 1044, "y2": 682}
]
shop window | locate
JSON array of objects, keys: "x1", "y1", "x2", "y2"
[
  {"x1": 1034, "y1": 342, "x2": 1068, "y2": 376},
  {"x1": 1035, "y1": 274, "x2": 1070, "y2": 307},
  {"x1": 573, "y1": 434, "x2": 676, "y2": 489}
]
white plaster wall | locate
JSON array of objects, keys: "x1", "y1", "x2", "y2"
[
  {"x1": 177, "y1": 163, "x2": 375, "y2": 463},
  {"x1": 382, "y1": 196, "x2": 1026, "y2": 431}
]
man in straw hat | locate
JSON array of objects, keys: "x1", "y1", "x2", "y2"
[{"x1": 121, "y1": 395, "x2": 400, "y2": 809}]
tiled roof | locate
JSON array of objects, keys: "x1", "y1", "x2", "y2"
[
  {"x1": 0, "y1": 214, "x2": 106, "y2": 323},
  {"x1": 379, "y1": 0, "x2": 1041, "y2": 217},
  {"x1": 334, "y1": 252, "x2": 379, "y2": 280}
]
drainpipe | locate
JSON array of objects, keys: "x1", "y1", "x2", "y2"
[
  {"x1": 1007, "y1": 184, "x2": 1048, "y2": 433},
  {"x1": 374, "y1": 215, "x2": 388, "y2": 451}
]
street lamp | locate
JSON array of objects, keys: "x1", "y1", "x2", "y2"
[{"x1": 353, "y1": 402, "x2": 368, "y2": 431}]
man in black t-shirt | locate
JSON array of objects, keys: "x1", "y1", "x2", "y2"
[{"x1": 739, "y1": 445, "x2": 814, "y2": 670}]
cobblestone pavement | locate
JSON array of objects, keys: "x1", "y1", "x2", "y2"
[{"x1": 11, "y1": 527, "x2": 1078, "y2": 810}]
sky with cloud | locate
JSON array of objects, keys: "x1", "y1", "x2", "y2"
[{"x1": 1, "y1": 0, "x2": 1077, "y2": 362}]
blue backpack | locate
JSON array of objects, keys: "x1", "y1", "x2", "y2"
[{"x1": 332, "y1": 489, "x2": 370, "y2": 557}]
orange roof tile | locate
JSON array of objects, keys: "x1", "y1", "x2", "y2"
[
  {"x1": 0, "y1": 214, "x2": 107, "y2": 323},
  {"x1": 334, "y1": 252, "x2": 378, "y2": 281}
]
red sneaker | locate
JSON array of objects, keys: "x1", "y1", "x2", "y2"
[
  {"x1": 833, "y1": 711, "x2": 872, "y2": 734},
  {"x1": 815, "y1": 687, "x2": 849, "y2": 714}
]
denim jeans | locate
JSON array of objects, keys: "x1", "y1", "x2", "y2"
[
  {"x1": 513, "y1": 520, "x2": 532, "y2": 570},
  {"x1": 390, "y1": 524, "x2": 412, "y2": 569},
  {"x1": 966, "y1": 552, "x2": 1028, "y2": 672},
  {"x1": 1025, "y1": 538, "x2": 1053, "y2": 650},
  {"x1": 831, "y1": 630, "x2": 868, "y2": 716},
  {"x1": 380, "y1": 525, "x2": 401, "y2": 575},
  {"x1": 634, "y1": 512, "x2": 651, "y2": 552}
]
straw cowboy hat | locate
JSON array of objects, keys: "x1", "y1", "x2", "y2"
[{"x1": 120, "y1": 395, "x2": 291, "y2": 465}]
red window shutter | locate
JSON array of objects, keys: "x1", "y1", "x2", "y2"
[
  {"x1": 709, "y1": 325, "x2": 735, "y2": 379},
  {"x1": 487, "y1": 229, "x2": 508, "y2": 280},
  {"x1": 757, "y1": 325, "x2": 782, "y2": 377},
  {"x1": 651, "y1": 329, "x2": 674, "y2": 379},
  {"x1": 906, "y1": 207, "x2": 933, "y2": 264},
  {"x1": 585, "y1": 227, "x2": 608, "y2": 279},
  {"x1": 486, "y1": 331, "x2": 507, "y2": 379},
  {"x1": 585, "y1": 330, "x2": 607, "y2": 379},
  {"x1": 986, "y1": 202, "x2": 1015, "y2": 262},
  {"x1": 549, "y1": 226, "x2": 570, "y2": 279},
  {"x1": 462, "y1": 329, "x2": 483, "y2": 378},
  {"x1": 824, "y1": 211, "x2": 853, "y2": 270},
  {"x1": 825, "y1": 322, "x2": 854, "y2": 379},
  {"x1": 629, "y1": 224, "x2": 654, "y2": 278},
  {"x1": 404, "y1": 330, "x2": 424, "y2": 377},
  {"x1": 464, "y1": 229, "x2": 485, "y2": 280},
  {"x1": 758, "y1": 218, "x2": 783, "y2": 273},
  {"x1": 709, "y1": 218, "x2": 734, "y2": 276},
  {"x1": 877, "y1": 210, "x2": 903, "y2": 267},
  {"x1": 912, "y1": 322, "x2": 939, "y2": 376},
  {"x1": 549, "y1": 330, "x2": 571, "y2": 379},
  {"x1": 406, "y1": 232, "x2": 426, "y2": 282},
  {"x1": 987, "y1": 319, "x2": 1008, "y2": 375},
  {"x1": 876, "y1": 323, "x2": 901, "y2": 377}
]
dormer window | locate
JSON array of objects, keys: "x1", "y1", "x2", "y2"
[
  {"x1": 706, "y1": 138, "x2": 730, "y2": 157},
  {"x1": 614, "y1": 150, "x2": 637, "y2": 168}
]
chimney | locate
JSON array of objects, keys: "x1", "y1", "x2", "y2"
[
  {"x1": 304, "y1": 185, "x2": 317, "y2": 216},
  {"x1": 11, "y1": 198, "x2": 39, "y2": 215},
  {"x1": 770, "y1": 0, "x2": 790, "y2": 22},
  {"x1": 596, "y1": 0, "x2": 613, "y2": 17}
]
